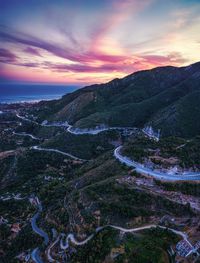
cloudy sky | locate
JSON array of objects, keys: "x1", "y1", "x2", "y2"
[{"x1": 0, "y1": 0, "x2": 200, "y2": 85}]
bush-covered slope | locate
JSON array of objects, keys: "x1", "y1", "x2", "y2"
[{"x1": 32, "y1": 62, "x2": 200, "y2": 138}]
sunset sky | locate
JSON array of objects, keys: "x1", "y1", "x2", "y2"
[{"x1": 0, "y1": 0, "x2": 200, "y2": 85}]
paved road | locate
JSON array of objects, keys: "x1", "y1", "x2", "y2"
[
  {"x1": 31, "y1": 248, "x2": 44, "y2": 263},
  {"x1": 109, "y1": 224, "x2": 188, "y2": 239},
  {"x1": 66, "y1": 125, "x2": 136, "y2": 135},
  {"x1": 114, "y1": 146, "x2": 200, "y2": 181},
  {"x1": 46, "y1": 235, "x2": 60, "y2": 262},
  {"x1": 31, "y1": 204, "x2": 49, "y2": 245},
  {"x1": 60, "y1": 232, "x2": 95, "y2": 249},
  {"x1": 30, "y1": 145, "x2": 86, "y2": 161},
  {"x1": 16, "y1": 113, "x2": 200, "y2": 181},
  {"x1": 60, "y1": 224, "x2": 188, "y2": 250},
  {"x1": 30, "y1": 200, "x2": 49, "y2": 263},
  {"x1": 67, "y1": 125, "x2": 111, "y2": 135},
  {"x1": 16, "y1": 113, "x2": 135, "y2": 135}
]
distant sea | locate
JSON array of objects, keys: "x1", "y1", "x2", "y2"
[{"x1": 0, "y1": 84, "x2": 80, "y2": 104}]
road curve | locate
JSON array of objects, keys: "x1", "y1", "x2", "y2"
[
  {"x1": 66, "y1": 125, "x2": 136, "y2": 135},
  {"x1": 31, "y1": 210, "x2": 49, "y2": 246},
  {"x1": 13, "y1": 131, "x2": 40, "y2": 140},
  {"x1": 30, "y1": 201, "x2": 49, "y2": 263},
  {"x1": 31, "y1": 248, "x2": 44, "y2": 263},
  {"x1": 67, "y1": 125, "x2": 110, "y2": 135},
  {"x1": 30, "y1": 145, "x2": 86, "y2": 161},
  {"x1": 46, "y1": 235, "x2": 60, "y2": 262},
  {"x1": 16, "y1": 113, "x2": 135, "y2": 135},
  {"x1": 114, "y1": 146, "x2": 200, "y2": 181},
  {"x1": 16, "y1": 114, "x2": 39, "y2": 125},
  {"x1": 60, "y1": 224, "x2": 188, "y2": 250}
]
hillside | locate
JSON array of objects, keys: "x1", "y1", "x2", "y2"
[
  {"x1": 1, "y1": 96, "x2": 200, "y2": 263},
  {"x1": 31, "y1": 61, "x2": 200, "y2": 138}
]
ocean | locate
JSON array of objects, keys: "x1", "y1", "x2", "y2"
[{"x1": 0, "y1": 84, "x2": 80, "y2": 104}]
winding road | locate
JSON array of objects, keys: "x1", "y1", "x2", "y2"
[
  {"x1": 30, "y1": 199, "x2": 49, "y2": 263},
  {"x1": 28, "y1": 190, "x2": 191, "y2": 262},
  {"x1": 13, "y1": 131, "x2": 41, "y2": 140},
  {"x1": 114, "y1": 146, "x2": 200, "y2": 181},
  {"x1": 16, "y1": 113, "x2": 38, "y2": 125},
  {"x1": 66, "y1": 125, "x2": 136, "y2": 135},
  {"x1": 13, "y1": 113, "x2": 199, "y2": 262},
  {"x1": 66, "y1": 125, "x2": 108, "y2": 135},
  {"x1": 30, "y1": 145, "x2": 86, "y2": 161},
  {"x1": 46, "y1": 235, "x2": 61, "y2": 262},
  {"x1": 31, "y1": 209, "x2": 49, "y2": 245},
  {"x1": 16, "y1": 113, "x2": 135, "y2": 135},
  {"x1": 59, "y1": 224, "x2": 188, "y2": 251},
  {"x1": 15, "y1": 112, "x2": 200, "y2": 181},
  {"x1": 31, "y1": 248, "x2": 44, "y2": 263}
]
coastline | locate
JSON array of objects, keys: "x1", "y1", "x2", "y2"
[
  {"x1": 0, "y1": 95, "x2": 62, "y2": 105},
  {"x1": 0, "y1": 84, "x2": 80, "y2": 105}
]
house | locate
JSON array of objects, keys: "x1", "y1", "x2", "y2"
[
  {"x1": 11, "y1": 223, "x2": 21, "y2": 233},
  {"x1": 142, "y1": 126, "x2": 160, "y2": 142},
  {"x1": 176, "y1": 239, "x2": 194, "y2": 257}
]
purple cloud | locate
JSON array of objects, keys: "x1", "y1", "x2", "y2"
[
  {"x1": 0, "y1": 27, "x2": 78, "y2": 62},
  {"x1": 0, "y1": 47, "x2": 40, "y2": 68},
  {"x1": 23, "y1": 47, "x2": 42, "y2": 56},
  {"x1": 19, "y1": 62, "x2": 40, "y2": 67},
  {"x1": 0, "y1": 48, "x2": 18, "y2": 63},
  {"x1": 0, "y1": 26, "x2": 128, "y2": 64},
  {"x1": 43, "y1": 61, "x2": 122, "y2": 73}
]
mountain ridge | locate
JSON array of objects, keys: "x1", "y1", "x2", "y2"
[{"x1": 33, "y1": 61, "x2": 200, "y2": 138}]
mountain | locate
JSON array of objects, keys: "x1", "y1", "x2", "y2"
[{"x1": 35, "y1": 61, "x2": 200, "y2": 138}]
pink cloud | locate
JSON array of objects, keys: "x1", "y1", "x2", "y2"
[
  {"x1": 141, "y1": 52, "x2": 188, "y2": 66},
  {"x1": 90, "y1": 0, "x2": 153, "y2": 50}
]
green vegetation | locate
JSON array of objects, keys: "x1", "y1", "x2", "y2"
[
  {"x1": 29, "y1": 62, "x2": 200, "y2": 138},
  {"x1": 122, "y1": 135, "x2": 200, "y2": 170},
  {"x1": 42, "y1": 130, "x2": 119, "y2": 159},
  {"x1": 1, "y1": 74, "x2": 200, "y2": 263},
  {"x1": 15, "y1": 121, "x2": 62, "y2": 139},
  {"x1": 0, "y1": 200, "x2": 34, "y2": 222},
  {"x1": 116, "y1": 228, "x2": 179, "y2": 263},
  {"x1": 155, "y1": 180, "x2": 200, "y2": 197},
  {"x1": 0, "y1": 156, "x2": 14, "y2": 181},
  {"x1": 85, "y1": 181, "x2": 194, "y2": 221},
  {"x1": 71, "y1": 228, "x2": 118, "y2": 263},
  {"x1": 2, "y1": 225, "x2": 43, "y2": 263}
]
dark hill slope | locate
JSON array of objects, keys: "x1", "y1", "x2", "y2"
[{"x1": 34, "y1": 62, "x2": 200, "y2": 138}]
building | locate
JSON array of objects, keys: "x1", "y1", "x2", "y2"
[
  {"x1": 11, "y1": 223, "x2": 21, "y2": 233},
  {"x1": 176, "y1": 239, "x2": 194, "y2": 257},
  {"x1": 194, "y1": 240, "x2": 200, "y2": 250},
  {"x1": 142, "y1": 126, "x2": 160, "y2": 142}
]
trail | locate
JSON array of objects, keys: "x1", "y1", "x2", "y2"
[
  {"x1": 30, "y1": 145, "x2": 86, "y2": 161},
  {"x1": 13, "y1": 131, "x2": 41, "y2": 140}
]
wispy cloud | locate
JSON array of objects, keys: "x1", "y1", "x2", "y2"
[
  {"x1": 0, "y1": 0, "x2": 199, "y2": 84},
  {"x1": 141, "y1": 52, "x2": 188, "y2": 65},
  {"x1": 0, "y1": 48, "x2": 18, "y2": 63},
  {"x1": 23, "y1": 47, "x2": 42, "y2": 57}
]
